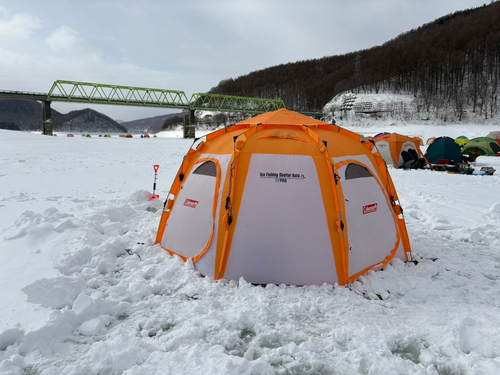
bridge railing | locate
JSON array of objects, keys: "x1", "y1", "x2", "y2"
[
  {"x1": 189, "y1": 93, "x2": 286, "y2": 114},
  {"x1": 47, "y1": 80, "x2": 191, "y2": 109},
  {"x1": 45, "y1": 80, "x2": 288, "y2": 113}
]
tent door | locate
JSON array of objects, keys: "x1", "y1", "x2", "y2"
[
  {"x1": 160, "y1": 160, "x2": 219, "y2": 260},
  {"x1": 339, "y1": 162, "x2": 398, "y2": 277}
]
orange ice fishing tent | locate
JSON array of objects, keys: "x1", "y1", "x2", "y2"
[
  {"x1": 155, "y1": 109, "x2": 412, "y2": 286},
  {"x1": 373, "y1": 133, "x2": 425, "y2": 167}
]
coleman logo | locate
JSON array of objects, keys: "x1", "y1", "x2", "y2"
[
  {"x1": 184, "y1": 199, "x2": 199, "y2": 208},
  {"x1": 363, "y1": 203, "x2": 378, "y2": 214}
]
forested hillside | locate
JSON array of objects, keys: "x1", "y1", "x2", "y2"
[
  {"x1": 122, "y1": 113, "x2": 184, "y2": 134},
  {"x1": 0, "y1": 100, "x2": 62, "y2": 131},
  {"x1": 209, "y1": 2, "x2": 500, "y2": 121},
  {"x1": 52, "y1": 108, "x2": 128, "y2": 133}
]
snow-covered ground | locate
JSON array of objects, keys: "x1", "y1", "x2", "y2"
[{"x1": 1, "y1": 121, "x2": 500, "y2": 374}]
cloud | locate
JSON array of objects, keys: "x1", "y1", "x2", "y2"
[
  {"x1": 0, "y1": 8, "x2": 43, "y2": 39},
  {"x1": 0, "y1": 0, "x2": 491, "y2": 122},
  {"x1": 45, "y1": 25, "x2": 87, "y2": 53}
]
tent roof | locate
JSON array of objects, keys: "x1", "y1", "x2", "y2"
[
  {"x1": 374, "y1": 132, "x2": 421, "y2": 143},
  {"x1": 469, "y1": 137, "x2": 498, "y2": 143},
  {"x1": 486, "y1": 131, "x2": 500, "y2": 139},
  {"x1": 235, "y1": 108, "x2": 329, "y2": 127}
]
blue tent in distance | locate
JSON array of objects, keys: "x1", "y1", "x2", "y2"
[{"x1": 425, "y1": 136, "x2": 463, "y2": 164}]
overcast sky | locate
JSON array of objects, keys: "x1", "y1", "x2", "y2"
[{"x1": 0, "y1": 0, "x2": 490, "y2": 122}]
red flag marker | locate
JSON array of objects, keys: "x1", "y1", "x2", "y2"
[{"x1": 149, "y1": 165, "x2": 160, "y2": 201}]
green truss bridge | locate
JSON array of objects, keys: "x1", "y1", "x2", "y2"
[{"x1": 0, "y1": 80, "x2": 322, "y2": 137}]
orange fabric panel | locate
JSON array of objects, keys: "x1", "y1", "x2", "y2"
[
  {"x1": 216, "y1": 230, "x2": 231, "y2": 280},
  {"x1": 235, "y1": 108, "x2": 328, "y2": 127},
  {"x1": 201, "y1": 132, "x2": 239, "y2": 155},
  {"x1": 213, "y1": 157, "x2": 236, "y2": 278},
  {"x1": 236, "y1": 125, "x2": 321, "y2": 156},
  {"x1": 313, "y1": 129, "x2": 368, "y2": 159},
  {"x1": 196, "y1": 141, "x2": 206, "y2": 152},
  {"x1": 215, "y1": 151, "x2": 250, "y2": 279},
  {"x1": 347, "y1": 261, "x2": 386, "y2": 283},
  {"x1": 312, "y1": 155, "x2": 348, "y2": 284},
  {"x1": 315, "y1": 129, "x2": 392, "y2": 186},
  {"x1": 205, "y1": 124, "x2": 250, "y2": 142},
  {"x1": 155, "y1": 211, "x2": 170, "y2": 244},
  {"x1": 257, "y1": 129, "x2": 307, "y2": 143},
  {"x1": 166, "y1": 199, "x2": 174, "y2": 210},
  {"x1": 168, "y1": 147, "x2": 198, "y2": 199}
]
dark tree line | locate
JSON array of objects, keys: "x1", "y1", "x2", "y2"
[
  {"x1": 161, "y1": 114, "x2": 184, "y2": 130},
  {"x1": 209, "y1": 2, "x2": 500, "y2": 119},
  {"x1": 161, "y1": 112, "x2": 253, "y2": 130}
]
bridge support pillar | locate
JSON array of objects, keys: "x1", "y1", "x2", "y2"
[
  {"x1": 42, "y1": 100, "x2": 53, "y2": 135},
  {"x1": 183, "y1": 109, "x2": 196, "y2": 139}
]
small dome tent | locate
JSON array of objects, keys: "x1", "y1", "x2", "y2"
[
  {"x1": 374, "y1": 132, "x2": 391, "y2": 138},
  {"x1": 425, "y1": 137, "x2": 463, "y2": 164},
  {"x1": 486, "y1": 131, "x2": 500, "y2": 145},
  {"x1": 462, "y1": 137, "x2": 500, "y2": 156},
  {"x1": 455, "y1": 136, "x2": 469, "y2": 147},
  {"x1": 372, "y1": 133, "x2": 425, "y2": 167},
  {"x1": 155, "y1": 109, "x2": 412, "y2": 286}
]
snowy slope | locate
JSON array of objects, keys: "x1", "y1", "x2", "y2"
[
  {"x1": 1, "y1": 123, "x2": 500, "y2": 374},
  {"x1": 323, "y1": 91, "x2": 500, "y2": 127}
]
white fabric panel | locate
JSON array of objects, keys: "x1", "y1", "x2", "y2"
[
  {"x1": 161, "y1": 163, "x2": 217, "y2": 258},
  {"x1": 373, "y1": 141, "x2": 393, "y2": 165},
  {"x1": 225, "y1": 154, "x2": 337, "y2": 285},
  {"x1": 337, "y1": 163, "x2": 398, "y2": 276},
  {"x1": 332, "y1": 154, "x2": 378, "y2": 177},
  {"x1": 194, "y1": 154, "x2": 232, "y2": 278}
]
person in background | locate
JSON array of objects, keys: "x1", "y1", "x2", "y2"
[
  {"x1": 468, "y1": 147, "x2": 481, "y2": 162},
  {"x1": 408, "y1": 149, "x2": 419, "y2": 163},
  {"x1": 400, "y1": 150, "x2": 415, "y2": 169}
]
